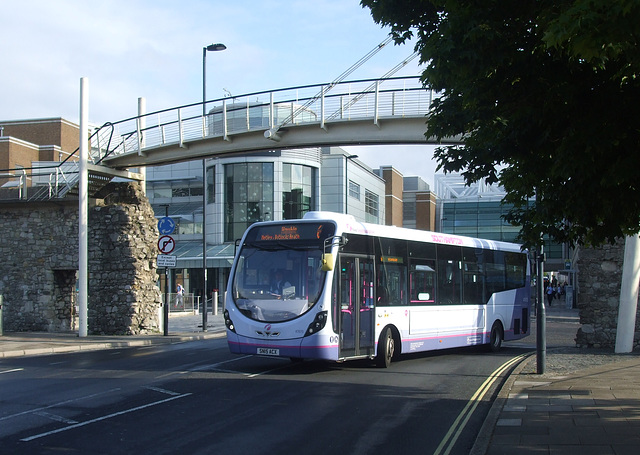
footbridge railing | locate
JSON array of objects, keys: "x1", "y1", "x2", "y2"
[
  {"x1": 97, "y1": 75, "x2": 435, "y2": 168},
  {"x1": 0, "y1": 76, "x2": 436, "y2": 201}
]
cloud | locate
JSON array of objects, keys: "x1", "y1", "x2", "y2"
[{"x1": 2, "y1": 0, "x2": 421, "y2": 121}]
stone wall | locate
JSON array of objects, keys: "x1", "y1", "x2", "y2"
[
  {"x1": 0, "y1": 201, "x2": 78, "y2": 331},
  {"x1": 88, "y1": 182, "x2": 162, "y2": 334},
  {"x1": 0, "y1": 181, "x2": 161, "y2": 335},
  {"x1": 576, "y1": 241, "x2": 640, "y2": 349}
]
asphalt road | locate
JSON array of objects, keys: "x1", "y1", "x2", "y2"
[{"x1": 0, "y1": 334, "x2": 544, "y2": 455}]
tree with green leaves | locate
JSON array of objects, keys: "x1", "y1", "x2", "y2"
[
  {"x1": 362, "y1": 0, "x2": 640, "y2": 248},
  {"x1": 361, "y1": 0, "x2": 640, "y2": 353}
]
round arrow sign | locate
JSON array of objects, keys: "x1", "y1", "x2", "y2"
[{"x1": 158, "y1": 216, "x2": 176, "y2": 235}]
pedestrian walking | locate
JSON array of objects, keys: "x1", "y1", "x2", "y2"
[
  {"x1": 176, "y1": 283, "x2": 184, "y2": 308},
  {"x1": 546, "y1": 284, "x2": 554, "y2": 306}
]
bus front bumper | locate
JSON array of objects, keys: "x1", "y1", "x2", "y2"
[{"x1": 227, "y1": 331, "x2": 338, "y2": 360}]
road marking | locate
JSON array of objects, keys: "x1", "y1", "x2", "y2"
[
  {"x1": 189, "y1": 355, "x2": 253, "y2": 372},
  {"x1": 0, "y1": 368, "x2": 24, "y2": 375},
  {"x1": 155, "y1": 355, "x2": 290, "y2": 378},
  {"x1": 0, "y1": 388, "x2": 121, "y2": 422},
  {"x1": 246, "y1": 363, "x2": 293, "y2": 378},
  {"x1": 20, "y1": 392, "x2": 192, "y2": 442},
  {"x1": 34, "y1": 411, "x2": 78, "y2": 425},
  {"x1": 198, "y1": 356, "x2": 292, "y2": 378},
  {"x1": 144, "y1": 386, "x2": 182, "y2": 396},
  {"x1": 433, "y1": 353, "x2": 527, "y2": 455}
]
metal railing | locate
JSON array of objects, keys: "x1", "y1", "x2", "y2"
[
  {"x1": 165, "y1": 292, "x2": 198, "y2": 313},
  {"x1": 96, "y1": 75, "x2": 432, "y2": 162},
  {"x1": 0, "y1": 76, "x2": 432, "y2": 202},
  {"x1": 0, "y1": 161, "x2": 81, "y2": 202},
  {"x1": 163, "y1": 292, "x2": 223, "y2": 314}
]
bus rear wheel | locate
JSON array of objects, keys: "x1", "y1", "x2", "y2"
[
  {"x1": 376, "y1": 327, "x2": 395, "y2": 368},
  {"x1": 488, "y1": 322, "x2": 504, "y2": 352}
]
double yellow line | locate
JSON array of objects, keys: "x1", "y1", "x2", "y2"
[{"x1": 433, "y1": 353, "x2": 527, "y2": 455}]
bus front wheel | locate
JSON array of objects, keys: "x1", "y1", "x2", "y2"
[
  {"x1": 488, "y1": 322, "x2": 504, "y2": 352},
  {"x1": 376, "y1": 327, "x2": 395, "y2": 368}
]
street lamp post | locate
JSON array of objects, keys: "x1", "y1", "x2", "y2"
[
  {"x1": 202, "y1": 42, "x2": 226, "y2": 332},
  {"x1": 345, "y1": 154, "x2": 358, "y2": 215},
  {"x1": 160, "y1": 204, "x2": 170, "y2": 336},
  {"x1": 203, "y1": 43, "x2": 227, "y2": 117}
]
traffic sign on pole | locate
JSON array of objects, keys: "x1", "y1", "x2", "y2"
[
  {"x1": 158, "y1": 216, "x2": 176, "y2": 235},
  {"x1": 158, "y1": 235, "x2": 175, "y2": 254},
  {"x1": 157, "y1": 254, "x2": 177, "y2": 267}
]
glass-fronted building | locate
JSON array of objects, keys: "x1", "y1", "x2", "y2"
[
  {"x1": 434, "y1": 173, "x2": 567, "y2": 271},
  {"x1": 440, "y1": 199, "x2": 522, "y2": 242},
  {"x1": 146, "y1": 146, "x2": 385, "y2": 303}
]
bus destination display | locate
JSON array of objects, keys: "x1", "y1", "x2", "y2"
[{"x1": 248, "y1": 222, "x2": 335, "y2": 243}]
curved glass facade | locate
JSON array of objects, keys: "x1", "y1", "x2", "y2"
[
  {"x1": 223, "y1": 161, "x2": 318, "y2": 241},
  {"x1": 283, "y1": 163, "x2": 315, "y2": 220},
  {"x1": 225, "y1": 162, "x2": 274, "y2": 242}
]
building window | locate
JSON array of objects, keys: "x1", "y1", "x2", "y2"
[
  {"x1": 206, "y1": 165, "x2": 215, "y2": 203},
  {"x1": 152, "y1": 187, "x2": 172, "y2": 198},
  {"x1": 349, "y1": 180, "x2": 360, "y2": 200},
  {"x1": 365, "y1": 189, "x2": 379, "y2": 223},
  {"x1": 190, "y1": 186, "x2": 203, "y2": 197},
  {"x1": 225, "y1": 162, "x2": 274, "y2": 241},
  {"x1": 403, "y1": 200, "x2": 416, "y2": 222},
  {"x1": 150, "y1": 183, "x2": 202, "y2": 199},
  {"x1": 283, "y1": 163, "x2": 316, "y2": 219},
  {"x1": 172, "y1": 187, "x2": 190, "y2": 197}
]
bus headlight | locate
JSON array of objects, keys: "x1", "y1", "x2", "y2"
[
  {"x1": 304, "y1": 311, "x2": 327, "y2": 337},
  {"x1": 224, "y1": 309, "x2": 236, "y2": 333}
]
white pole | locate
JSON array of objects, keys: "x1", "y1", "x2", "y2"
[
  {"x1": 615, "y1": 233, "x2": 640, "y2": 353},
  {"x1": 137, "y1": 97, "x2": 147, "y2": 195},
  {"x1": 78, "y1": 77, "x2": 89, "y2": 337}
]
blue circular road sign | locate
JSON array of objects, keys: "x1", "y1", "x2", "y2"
[{"x1": 158, "y1": 216, "x2": 176, "y2": 235}]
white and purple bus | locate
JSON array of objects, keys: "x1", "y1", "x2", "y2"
[{"x1": 224, "y1": 212, "x2": 531, "y2": 367}]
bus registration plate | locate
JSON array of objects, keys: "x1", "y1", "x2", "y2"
[{"x1": 257, "y1": 347, "x2": 280, "y2": 356}]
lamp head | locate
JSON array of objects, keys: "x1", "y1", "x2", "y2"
[{"x1": 205, "y1": 43, "x2": 227, "y2": 52}]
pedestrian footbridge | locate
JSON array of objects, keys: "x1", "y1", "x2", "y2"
[
  {"x1": 98, "y1": 76, "x2": 445, "y2": 169},
  {"x1": 2, "y1": 76, "x2": 458, "y2": 201}
]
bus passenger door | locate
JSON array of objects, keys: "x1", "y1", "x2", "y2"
[{"x1": 339, "y1": 255, "x2": 375, "y2": 359}]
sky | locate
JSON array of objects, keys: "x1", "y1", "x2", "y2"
[{"x1": 1, "y1": 0, "x2": 440, "y2": 186}]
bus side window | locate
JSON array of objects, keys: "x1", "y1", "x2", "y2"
[
  {"x1": 505, "y1": 252, "x2": 527, "y2": 289},
  {"x1": 437, "y1": 245, "x2": 462, "y2": 305},
  {"x1": 376, "y1": 286, "x2": 388, "y2": 305},
  {"x1": 375, "y1": 237, "x2": 408, "y2": 306},
  {"x1": 463, "y1": 247, "x2": 485, "y2": 305},
  {"x1": 485, "y1": 251, "x2": 506, "y2": 296},
  {"x1": 410, "y1": 262, "x2": 436, "y2": 304},
  {"x1": 376, "y1": 264, "x2": 406, "y2": 306}
]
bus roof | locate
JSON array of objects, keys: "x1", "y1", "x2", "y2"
[{"x1": 302, "y1": 211, "x2": 524, "y2": 253}]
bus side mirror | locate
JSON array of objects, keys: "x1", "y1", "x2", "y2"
[{"x1": 321, "y1": 253, "x2": 334, "y2": 272}]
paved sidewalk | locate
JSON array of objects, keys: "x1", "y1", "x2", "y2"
[
  {"x1": 479, "y1": 355, "x2": 640, "y2": 455},
  {"x1": 475, "y1": 306, "x2": 640, "y2": 455},
  {"x1": 0, "y1": 312, "x2": 225, "y2": 358}
]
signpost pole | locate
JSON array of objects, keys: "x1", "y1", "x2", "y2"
[
  {"x1": 537, "y1": 246, "x2": 546, "y2": 373},
  {"x1": 164, "y1": 267, "x2": 169, "y2": 336},
  {"x1": 159, "y1": 205, "x2": 173, "y2": 337}
]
